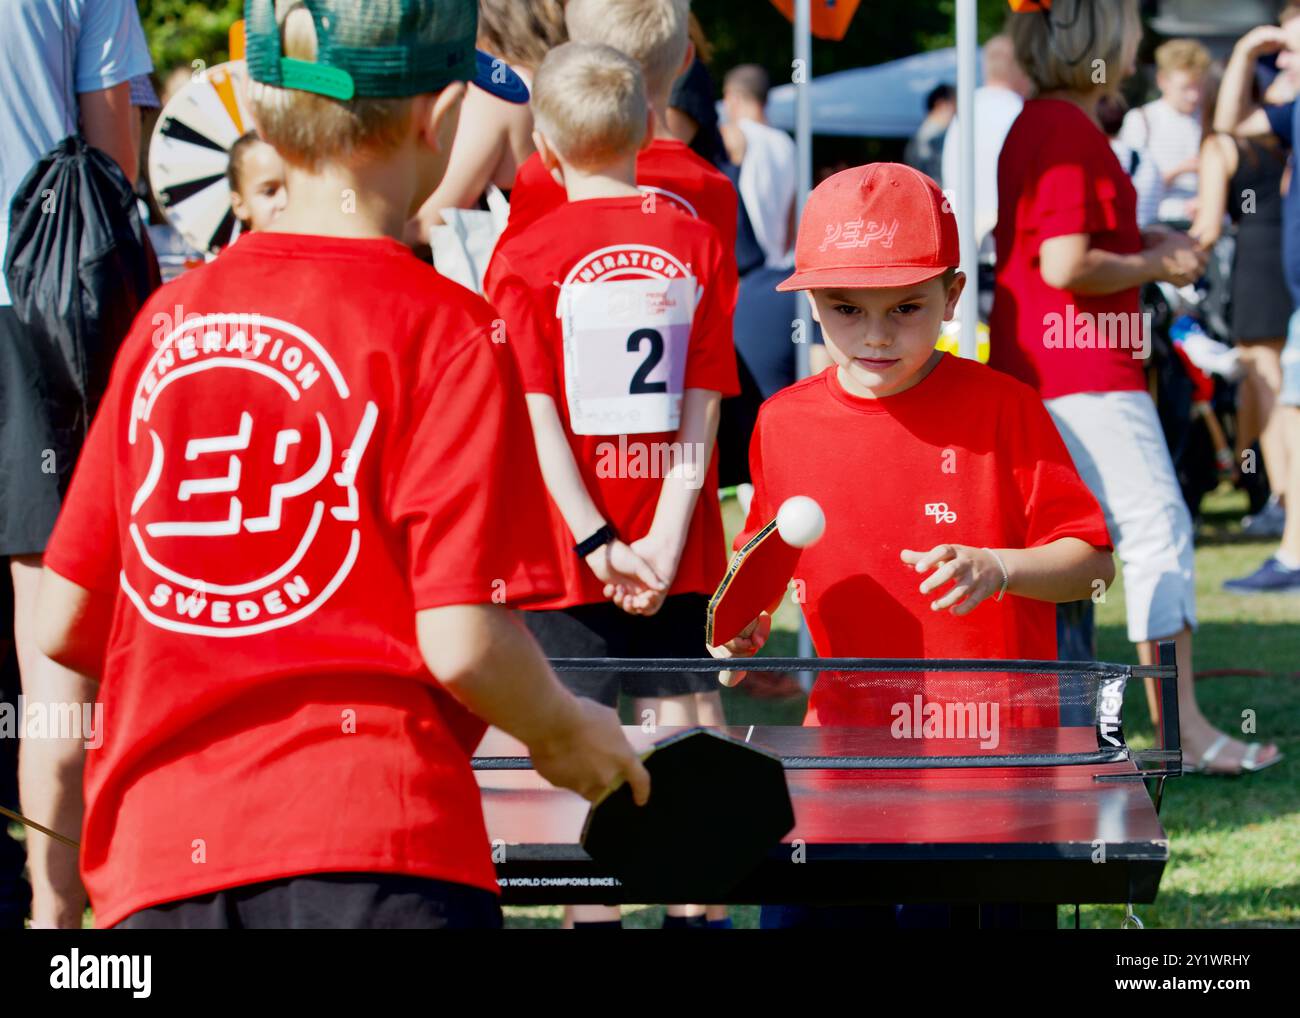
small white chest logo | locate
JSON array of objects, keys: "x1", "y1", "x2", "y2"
[{"x1": 925, "y1": 502, "x2": 957, "y2": 524}]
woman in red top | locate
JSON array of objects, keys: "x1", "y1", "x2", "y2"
[{"x1": 990, "y1": 0, "x2": 1280, "y2": 774}]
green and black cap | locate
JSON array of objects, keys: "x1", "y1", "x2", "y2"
[{"x1": 244, "y1": 0, "x2": 529, "y2": 103}]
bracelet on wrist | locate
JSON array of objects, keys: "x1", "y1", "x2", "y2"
[
  {"x1": 574, "y1": 523, "x2": 617, "y2": 559},
  {"x1": 988, "y1": 549, "x2": 1011, "y2": 602}
]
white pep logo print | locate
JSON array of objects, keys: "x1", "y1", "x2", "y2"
[{"x1": 121, "y1": 313, "x2": 377, "y2": 637}]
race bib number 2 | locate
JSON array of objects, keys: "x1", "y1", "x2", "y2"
[{"x1": 559, "y1": 276, "x2": 695, "y2": 435}]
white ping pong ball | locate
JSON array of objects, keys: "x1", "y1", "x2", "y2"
[{"x1": 776, "y1": 496, "x2": 825, "y2": 549}]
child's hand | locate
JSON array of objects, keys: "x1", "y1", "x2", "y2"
[
  {"x1": 707, "y1": 613, "x2": 772, "y2": 687},
  {"x1": 900, "y1": 544, "x2": 1007, "y2": 616},
  {"x1": 605, "y1": 532, "x2": 683, "y2": 617},
  {"x1": 586, "y1": 540, "x2": 665, "y2": 611}
]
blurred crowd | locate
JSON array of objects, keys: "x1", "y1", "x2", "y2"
[{"x1": 905, "y1": 10, "x2": 1300, "y2": 601}]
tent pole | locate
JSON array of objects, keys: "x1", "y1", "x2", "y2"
[
  {"x1": 793, "y1": 0, "x2": 814, "y2": 680},
  {"x1": 956, "y1": 0, "x2": 979, "y2": 360},
  {"x1": 794, "y1": 0, "x2": 813, "y2": 382}
]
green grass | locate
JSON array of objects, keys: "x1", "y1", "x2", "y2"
[
  {"x1": 505, "y1": 485, "x2": 1300, "y2": 929},
  {"x1": 1079, "y1": 486, "x2": 1300, "y2": 929}
]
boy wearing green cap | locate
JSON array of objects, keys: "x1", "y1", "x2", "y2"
[{"x1": 34, "y1": 0, "x2": 648, "y2": 929}]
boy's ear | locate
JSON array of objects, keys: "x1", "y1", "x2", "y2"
[
  {"x1": 943, "y1": 271, "x2": 967, "y2": 320},
  {"x1": 533, "y1": 130, "x2": 566, "y2": 186},
  {"x1": 804, "y1": 291, "x2": 822, "y2": 324}
]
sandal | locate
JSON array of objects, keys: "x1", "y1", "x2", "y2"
[{"x1": 1184, "y1": 733, "x2": 1284, "y2": 775}]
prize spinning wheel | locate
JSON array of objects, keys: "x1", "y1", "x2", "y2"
[{"x1": 148, "y1": 60, "x2": 253, "y2": 254}]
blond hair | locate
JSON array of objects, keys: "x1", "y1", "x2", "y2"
[
  {"x1": 478, "y1": 0, "x2": 567, "y2": 73},
  {"x1": 564, "y1": 0, "x2": 689, "y2": 100},
  {"x1": 532, "y1": 42, "x2": 648, "y2": 171},
  {"x1": 1010, "y1": 0, "x2": 1141, "y2": 95},
  {"x1": 1154, "y1": 38, "x2": 1211, "y2": 75},
  {"x1": 248, "y1": 1, "x2": 414, "y2": 170}
]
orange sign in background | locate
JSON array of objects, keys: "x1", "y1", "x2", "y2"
[
  {"x1": 768, "y1": 0, "x2": 862, "y2": 41},
  {"x1": 229, "y1": 18, "x2": 246, "y2": 60}
]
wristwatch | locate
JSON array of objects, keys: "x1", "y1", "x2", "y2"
[{"x1": 574, "y1": 523, "x2": 617, "y2": 559}]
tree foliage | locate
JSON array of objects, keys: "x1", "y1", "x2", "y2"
[{"x1": 137, "y1": 0, "x2": 244, "y2": 76}]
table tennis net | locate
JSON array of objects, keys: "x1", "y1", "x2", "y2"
[{"x1": 546, "y1": 656, "x2": 1179, "y2": 771}]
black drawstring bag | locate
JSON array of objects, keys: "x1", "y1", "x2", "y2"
[{"x1": 4, "y1": 135, "x2": 160, "y2": 437}]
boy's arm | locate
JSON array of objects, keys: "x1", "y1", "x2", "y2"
[
  {"x1": 416, "y1": 603, "x2": 648, "y2": 803},
  {"x1": 524, "y1": 393, "x2": 666, "y2": 598},
  {"x1": 900, "y1": 537, "x2": 1114, "y2": 616},
  {"x1": 36, "y1": 570, "x2": 113, "y2": 679},
  {"x1": 616, "y1": 388, "x2": 722, "y2": 615}
]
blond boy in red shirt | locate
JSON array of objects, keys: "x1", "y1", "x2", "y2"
[
  {"x1": 485, "y1": 41, "x2": 738, "y2": 928},
  {"x1": 34, "y1": 0, "x2": 647, "y2": 930}
]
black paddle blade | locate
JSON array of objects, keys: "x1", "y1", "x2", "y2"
[{"x1": 580, "y1": 729, "x2": 795, "y2": 901}]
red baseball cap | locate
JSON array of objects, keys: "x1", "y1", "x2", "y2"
[{"x1": 777, "y1": 162, "x2": 960, "y2": 291}]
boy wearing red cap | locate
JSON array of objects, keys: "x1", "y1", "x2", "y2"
[
  {"x1": 712, "y1": 162, "x2": 1117, "y2": 928},
  {"x1": 712, "y1": 162, "x2": 1115, "y2": 725}
]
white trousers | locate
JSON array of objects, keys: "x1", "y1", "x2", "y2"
[{"x1": 1046, "y1": 390, "x2": 1196, "y2": 642}]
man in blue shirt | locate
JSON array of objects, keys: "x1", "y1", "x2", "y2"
[
  {"x1": 0, "y1": 0, "x2": 151, "y2": 928},
  {"x1": 1217, "y1": 13, "x2": 1300, "y2": 594}
]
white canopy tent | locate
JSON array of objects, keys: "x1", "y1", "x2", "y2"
[{"x1": 766, "y1": 46, "x2": 985, "y2": 138}]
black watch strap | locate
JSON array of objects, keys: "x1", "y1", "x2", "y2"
[{"x1": 574, "y1": 523, "x2": 617, "y2": 558}]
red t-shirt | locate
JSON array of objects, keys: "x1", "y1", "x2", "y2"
[
  {"x1": 739, "y1": 356, "x2": 1112, "y2": 728},
  {"x1": 501, "y1": 139, "x2": 739, "y2": 256},
  {"x1": 43, "y1": 232, "x2": 562, "y2": 927},
  {"x1": 989, "y1": 99, "x2": 1147, "y2": 399},
  {"x1": 484, "y1": 195, "x2": 740, "y2": 608}
]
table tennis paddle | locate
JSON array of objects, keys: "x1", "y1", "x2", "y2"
[
  {"x1": 581, "y1": 729, "x2": 795, "y2": 902},
  {"x1": 706, "y1": 518, "x2": 802, "y2": 647}
]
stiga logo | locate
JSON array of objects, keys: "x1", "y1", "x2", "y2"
[
  {"x1": 925, "y1": 502, "x2": 957, "y2": 523},
  {"x1": 121, "y1": 313, "x2": 378, "y2": 637},
  {"x1": 1097, "y1": 675, "x2": 1126, "y2": 747}
]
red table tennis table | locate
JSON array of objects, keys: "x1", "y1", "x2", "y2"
[{"x1": 476, "y1": 722, "x2": 1172, "y2": 928}]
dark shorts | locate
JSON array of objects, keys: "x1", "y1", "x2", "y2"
[
  {"x1": 524, "y1": 593, "x2": 716, "y2": 706},
  {"x1": 114, "y1": 872, "x2": 502, "y2": 930},
  {"x1": 0, "y1": 305, "x2": 81, "y2": 555}
]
